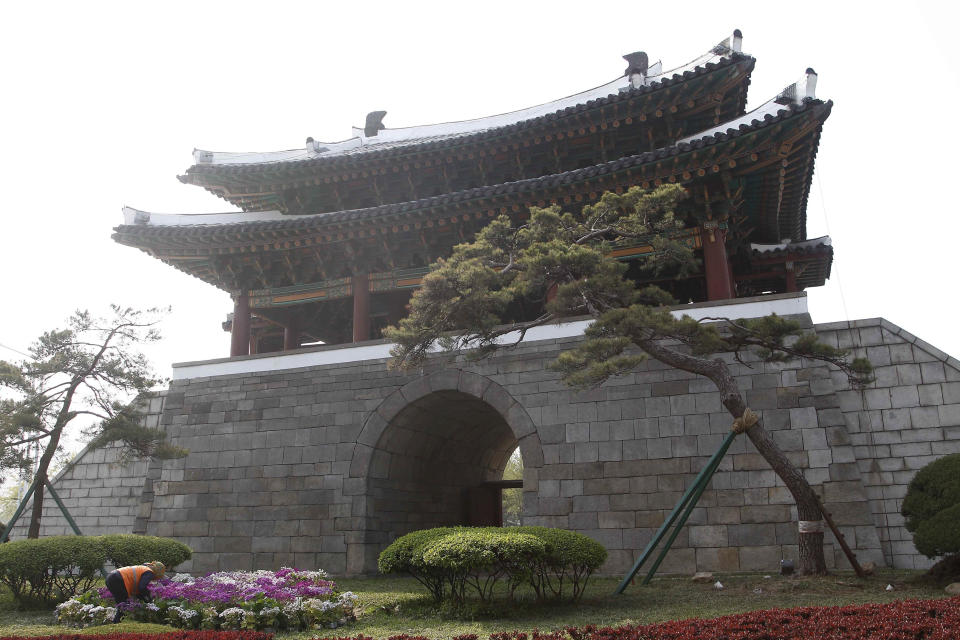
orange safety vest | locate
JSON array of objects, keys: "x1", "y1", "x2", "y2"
[{"x1": 118, "y1": 565, "x2": 152, "y2": 596}]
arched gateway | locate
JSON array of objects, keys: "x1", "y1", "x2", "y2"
[
  {"x1": 346, "y1": 370, "x2": 543, "y2": 573},
  {"x1": 15, "y1": 36, "x2": 956, "y2": 575}
]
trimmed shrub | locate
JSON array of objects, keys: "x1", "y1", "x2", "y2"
[
  {"x1": 0, "y1": 534, "x2": 191, "y2": 607},
  {"x1": 100, "y1": 534, "x2": 193, "y2": 569},
  {"x1": 913, "y1": 502, "x2": 960, "y2": 559},
  {"x1": 378, "y1": 527, "x2": 457, "y2": 602},
  {"x1": 514, "y1": 526, "x2": 607, "y2": 600},
  {"x1": 902, "y1": 453, "x2": 960, "y2": 559},
  {"x1": 0, "y1": 536, "x2": 106, "y2": 607},
  {"x1": 421, "y1": 529, "x2": 547, "y2": 602},
  {"x1": 378, "y1": 526, "x2": 605, "y2": 603}
]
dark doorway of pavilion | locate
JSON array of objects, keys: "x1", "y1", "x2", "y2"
[{"x1": 367, "y1": 390, "x2": 523, "y2": 539}]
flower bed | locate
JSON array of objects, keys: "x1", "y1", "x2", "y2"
[
  {"x1": 5, "y1": 634, "x2": 271, "y2": 640},
  {"x1": 316, "y1": 596, "x2": 959, "y2": 640},
  {"x1": 56, "y1": 568, "x2": 356, "y2": 631}
]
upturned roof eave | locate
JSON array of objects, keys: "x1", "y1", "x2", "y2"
[
  {"x1": 115, "y1": 97, "x2": 830, "y2": 253},
  {"x1": 179, "y1": 54, "x2": 754, "y2": 184}
]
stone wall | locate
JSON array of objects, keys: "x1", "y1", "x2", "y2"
[
  {"x1": 817, "y1": 318, "x2": 960, "y2": 569},
  {"x1": 18, "y1": 314, "x2": 958, "y2": 576}
]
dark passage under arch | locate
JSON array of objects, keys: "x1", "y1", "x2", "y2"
[{"x1": 367, "y1": 390, "x2": 521, "y2": 539}]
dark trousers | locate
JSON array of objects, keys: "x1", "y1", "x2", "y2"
[{"x1": 105, "y1": 571, "x2": 128, "y2": 622}]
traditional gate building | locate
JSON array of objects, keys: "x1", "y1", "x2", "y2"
[{"x1": 12, "y1": 33, "x2": 960, "y2": 575}]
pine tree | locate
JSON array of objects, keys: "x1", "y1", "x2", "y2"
[
  {"x1": 386, "y1": 185, "x2": 872, "y2": 575},
  {"x1": 0, "y1": 306, "x2": 186, "y2": 538}
]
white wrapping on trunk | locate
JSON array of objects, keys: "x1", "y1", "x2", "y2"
[{"x1": 798, "y1": 520, "x2": 824, "y2": 533}]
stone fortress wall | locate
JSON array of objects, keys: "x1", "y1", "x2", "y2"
[{"x1": 10, "y1": 309, "x2": 959, "y2": 576}]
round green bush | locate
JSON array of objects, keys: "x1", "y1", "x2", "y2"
[
  {"x1": 378, "y1": 526, "x2": 605, "y2": 603},
  {"x1": 514, "y1": 526, "x2": 607, "y2": 571},
  {"x1": 0, "y1": 536, "x2": 107, "y2": 606},
  {"x1": 902, "y1": 453, "x2": 960, "y2": 558},
  {"x1": 99, "y1": 533, "x2": 192, "y2": 569},
  {"x1": 421, "y1": 529, "x2": 547, "y2": 602},
  {"x1": 912, "y1": 502, "x2": 960, "y2": 559},
  {"x1": 378, "y1": 527, "x2": 458, "y2": 602},
  {"x1": 514, "y1": 526, "x2": 607, "y2": 600},
  {"x1": 0, "y1": 534, "x2": 191, "y2": 607},
  {"x1": 377, "y1": 526, "x2": 456, "y2": 575}
]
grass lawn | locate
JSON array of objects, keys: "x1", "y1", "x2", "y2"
[{"x1": 0, "y1": 570, "x2": 951, "y2": 639}]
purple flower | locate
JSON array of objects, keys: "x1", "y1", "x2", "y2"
[{"x1": 145, "y1": 568, "x2": 339, "y2": 607}]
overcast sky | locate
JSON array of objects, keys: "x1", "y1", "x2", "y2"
[{"x1": 2, "y1": 1, "x2": 959, "y2": 387}]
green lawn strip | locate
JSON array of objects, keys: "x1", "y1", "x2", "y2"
[{"x1": 0, "y1": 570, "x2": 949, "y2": 639}]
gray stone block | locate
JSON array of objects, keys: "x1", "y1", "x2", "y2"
[
  {"x1": 921, "y1": 362, "x2": 946, "y2": 384},
  {"x1": 940, "y1": 404, "x2": 960, "y2": 427}
]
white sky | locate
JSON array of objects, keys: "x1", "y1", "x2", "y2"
[{"x1": 2, "y1": 0, "x2": 960, "y2": 388}]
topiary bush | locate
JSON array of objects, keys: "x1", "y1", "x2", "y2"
[
  {"x1": 378, "y1": 526, "x2": 606, "y2": 603},
  {"x1": 378, "y1": 527, "x2": 457, "y2": 602},
  {"x1": 0, "y1": 534, "x2": 191, "y2": 607},
  {"x1": 0, "y1": 536, "x2": 107, "y2": 607},
  {"x1": 421, "y1": 529, "x2": 547, "y2": 603},
  {"x1": 902, "y1": 453, "x2": 960, "y2": 559},
  {"x1": 514, "y1": 526, "x2": 607, "y2": 600},
  {"x1": 99, "y1": 534, "x2": 192, "y2": 569}
]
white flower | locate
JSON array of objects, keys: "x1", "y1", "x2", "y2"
[
  {"x1": 283, "y1": 598, "x2": 303, "y2": 615},
  {"x1": 168, "y1": 605, "x2": 199, "y2": 622}
]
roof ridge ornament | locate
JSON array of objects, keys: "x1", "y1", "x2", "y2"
[
  {"x1": 713, "y1": 29, "x2": 743, "y2": 56},
  {"x1": 623, "y1": 51, "x2": 649, "y2": 89},
  {"x1": 776, "y1": 68, "x2": 818, "y2": 105},
  {"x1": 306, "y1": 137, "x2": 329, "y2": 154},
  {"x1": 122, "y1": 206, "x2": 151, "y2": 225},
  {"x1": 364, "y1": 111, "x2": 387, "y2": 137}
]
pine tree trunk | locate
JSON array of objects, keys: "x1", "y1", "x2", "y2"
[
  {"x1": 637, "y1": 340, "x2": 829, "y2": 575},
  {"x1": 27, "y1": 475, "x2": 45, "y2": 539},
  {"x1": 27, "y1": 389, "x2": 73, "y2": 539},
  {"x1": 737, "y1": 404, "x2": 828, "y2": 575}
]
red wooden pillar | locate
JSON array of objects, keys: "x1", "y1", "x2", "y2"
[
  {"x1": 230, "y1": 292, "x2": 251, "y2": 357},
  {"x1": 700, "y1": 225, "x2": 735, "y2": 300},
  {"x1": 283, "y1": 313, "x2": 300, "y2": 351},
  {"x1": 352, "y1": 273, "x2": 370, "y2": 343},
  {"x1": 785, "y1": 262, "x2": 798, "y2": 293}
]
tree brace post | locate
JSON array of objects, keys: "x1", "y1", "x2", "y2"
[
  {"x1": 615, "y1": 425, "x2": 740, "y2": 593},
  {"x1": 615, "y1": 408, "x2": 759, "y2": 594},
  {"x1": 0, "y1": 479, "x2": 39, "y2": 543}
]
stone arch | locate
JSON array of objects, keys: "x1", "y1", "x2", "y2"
[
  {"x1": 350, "y1": 369, "x2": 543, "y2": 479},
  {"x1": 345, "y1": 369, "x2": 543, "y2": 574}
]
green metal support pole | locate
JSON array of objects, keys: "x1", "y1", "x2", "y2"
[
  {"x1": 1, "y1": 479, "x2": 39, "y2": 543},
  {"x1": 641, "y1": 443, "x2": 730, "y2": 585},
  {"x1": 615, "y1": 430, "x2": 738, "y2": 594},
  {"x1": 44, "y1": 481, "x2": 107, "y2": 577},
  {"x1": 44, "y1": 481, "x2": 82, "y2": 536}
]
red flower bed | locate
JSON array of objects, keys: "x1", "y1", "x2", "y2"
[
  {"x1": 2, "y1": 632, "x2": 272, "y2": 640},
  {"x1": 319, "y1": 596, "x2": 959, "y2": 640},
  {"x1": 590, "y1": 596, "x2": 960, "y2": 640}
]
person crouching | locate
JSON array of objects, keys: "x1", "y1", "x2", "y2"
[{"x1": 105, "y1": 561, "x2": 165, "y2": 623}]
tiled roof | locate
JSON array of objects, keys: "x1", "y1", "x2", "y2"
[
  {"x1": 116, "y1": 97, "x2": 830, "y2": 248},
  {"x1": 182, "y1": 53, "x2": 753, "y2": 177},
  {"x1": 750, "y1": 236, "x2": 832, "y2": 257}
]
